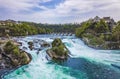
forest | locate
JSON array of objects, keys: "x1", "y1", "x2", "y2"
[
  {"x1": 0, "y1": 20, "x2": 79, "y2": 36},
  {"x1": 75, "y1": 17, "x2": 120, "y2": 49}
]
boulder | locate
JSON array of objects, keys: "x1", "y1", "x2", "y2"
[
  {"x1": 22, "y1": 46, "x2": 28, "y2": 50},
  {"x1": 29, "y1": 45, "x2": 34, "y2": 50},
  {"x1": 0, "y1": 41, "x2": 32, "y2": 69},
  {"x1": 28, "y1": 41, "x2": 34, "y2": 50},
  {"x1": 41, "y1": 42, "x2": 50, "y2": 48},
  {"x1": 28, "y1": 41, "x2": 33, "y2": 46},
  {"x1": 46, "y1": 38, "x2": 68, "y2": 61},
  {"x1": 20, "y1": 51, "x2": 32, "y2": 65},
  {"x1": 47, "y1": 49, "x2": 67, "y2": 60}
]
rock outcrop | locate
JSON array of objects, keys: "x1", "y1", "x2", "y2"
[
  {"x1": 0, "y1": 41, "x2": 32, "y2": 69},
  {"x1": 46, "y1": 38, "x2": 68, "y2": 61},
  {"x1": 28, "y1": 41, "x2": 34, "y2": 50},
  {"x1": 41, "y1": 42, "x2": 50, "y2": 48}
]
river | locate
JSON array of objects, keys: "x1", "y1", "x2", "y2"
[{"x1": 2, "y1": 34, "x2": 120, "y2": 79}]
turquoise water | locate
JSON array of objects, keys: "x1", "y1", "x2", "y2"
[{"x1": 3, "y1": 35, "x2": 120, "y2": 79}]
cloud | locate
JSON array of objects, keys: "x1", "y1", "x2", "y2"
[
  {"x1": 0, "y1": 0, "x2": 120, "y2": 23},
  {"x1": 0, "y1": 0, "x2": 53, "y2": 14}
]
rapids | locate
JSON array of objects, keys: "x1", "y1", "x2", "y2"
[{"x1": 2, "y1": 35, "x2": 120, "y2": 79}]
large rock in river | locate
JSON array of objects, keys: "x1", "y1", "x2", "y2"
[{"x1": 46, "y1": 38, "x2": 68, "y2": 61}]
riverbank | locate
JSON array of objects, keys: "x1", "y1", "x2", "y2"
[
  {"x1": 82, "y1": 37, "x2": 120, "y2": 50},
  {"x1": 75, "y1": 16, "x2": 120, "y2": 50},
  {"x1": 0, "y1": 37, "x2": 32, "y2": 79}
]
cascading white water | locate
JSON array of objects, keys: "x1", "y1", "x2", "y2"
[
  {"x1": 3, "y1": 35, "x2": 120, "y2": 79},
  {"x1": 63, "y1": 38, "x2": 120, "y2": 65}
]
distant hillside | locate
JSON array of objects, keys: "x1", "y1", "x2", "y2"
[
  {"x1": 0, "y1": 20, "x2": 52, "y2": 36},
  {"x1": 75, "y1": 16, "x2": 120, "y2": 49},
  {"x1": 0, "y1": 19, "x2": 80, "y2": 37}
]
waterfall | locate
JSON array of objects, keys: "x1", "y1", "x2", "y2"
[{"x1": 3, "y1": 35, "x2": 120, "y2": 79}]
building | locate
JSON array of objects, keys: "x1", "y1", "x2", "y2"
[
  {"x1": 93, "y1": 16, "x2": 101, "y2": 22},
  {"x1": 0, "y1": 21, "x2": 6, "y2": 26},
  {"x1": 0, "y1": 19, "x2": 20, "y2": 26},
  {"x1": 103, "y1": 17, "x2": 116, "y2": 31},
  {"x1": 91, "y1": 16, "x2": 116, "y2": 31},
  {"x1": 103, "y1": 17, "x2": 111, "y2": 23}
]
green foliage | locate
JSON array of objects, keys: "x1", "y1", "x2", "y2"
[
  {"x1": 75, "y1": 18, "x2": 115, "y2": 49},
  {"x1": 12, "y1": 48, "x2": 20, "y2": 56},
  {"x1": 2, "y1": 41, "x2": 31, "y2": 66},
  {"x1": 52, "y1": 38, "x2": 63, "y2": 47},
  {"x1": 82, "y1": 33, "x2": 94, "y2": 39},
  {"x1": 5, "y1": 41, "x2": 13, "y2": 46},
  {"x1": 99, "y1": 34, "x2": 104, "y2": 40},
  {"x1": 112, "y1": 24, "x2": 120, "y2": 41},
  {"x1": 0, "y1": 22, "x2": 53, "y2": 36},
  {"x1": 75, "y1": 19, "x2": 110, "y2": 38},
  {"x1": 38, "y1": 23, "x2": 79, "y2": 33},
  {"x1": 89, "y1": 37, "x2": 105, "y2": 46},
  {"x1": 75, "y1": 21, "x2": 91, "y2": 37},
  {"x1": 52, "y1": 44, "x2": 67, "y2": 56},
  {"x1": 0, "y1": 20, "x2": 80, "y2": 37},
  {"x1": 4, "y1": 41, "x2": 16, "y2": 54},
  {"x1": 76, "y1": 28, "x2": 83, "y2": 37},
  {"x1": 94, "y1": 19, "x2": 109, "y2": 33},
  {"x1": 4, "y1": 41, "x2": 20, "y2": 56},
  {"x1": 20, "y1": 52, "x2": 28, "y2": 64},
  {"x1": 51, "y1": 38, "x2": 68, "y2": 57}
]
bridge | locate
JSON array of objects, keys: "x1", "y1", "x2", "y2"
[{"x1": 50, "y1": 33, "x2": 74, "y2": 36}]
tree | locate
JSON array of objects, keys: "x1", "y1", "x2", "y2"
[
  {"x1": 94, "y1": 19, "x2": 109, "y2": 33},
  {"x1": 112, "y1": 24, "x2": 120, "y2": 41}
]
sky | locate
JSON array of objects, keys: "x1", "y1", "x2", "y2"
[{"x1": 0, "y1": 0, "x2": 120, "y2": 24}]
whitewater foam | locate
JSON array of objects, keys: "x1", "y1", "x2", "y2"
[{"x1": 3, "y1": 35, "x2": 120, "y2": 79}]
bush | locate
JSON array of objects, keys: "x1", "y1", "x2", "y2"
[
  {"x1": 20, "y1": 52, "x2": 28, "y2": 64},
  {"x1": 52, "y1": 38, "x2": 62, "y2": 47},
  {"x1": 51, "y1": 39, "x2": 68, "y2": 57},
  {"x1": 4, "y1": 41, "x2": 20, "y2": 58},
  {"x1": 2, "y1": 41, "x2": 31, "y2": 67},
  {"x1": 4, "y1": 41, "x2": 16, "y2": 54},
  {"x1": 12, "y1": 47, "x2": 20, "y2": 57},
  {"x1": 89, "y1": 37, "x2": 104, "y2": 46}
]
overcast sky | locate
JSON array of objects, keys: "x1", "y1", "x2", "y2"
[{"x1": 0, "y1": 0, "x2": 120, "y2": 23}]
